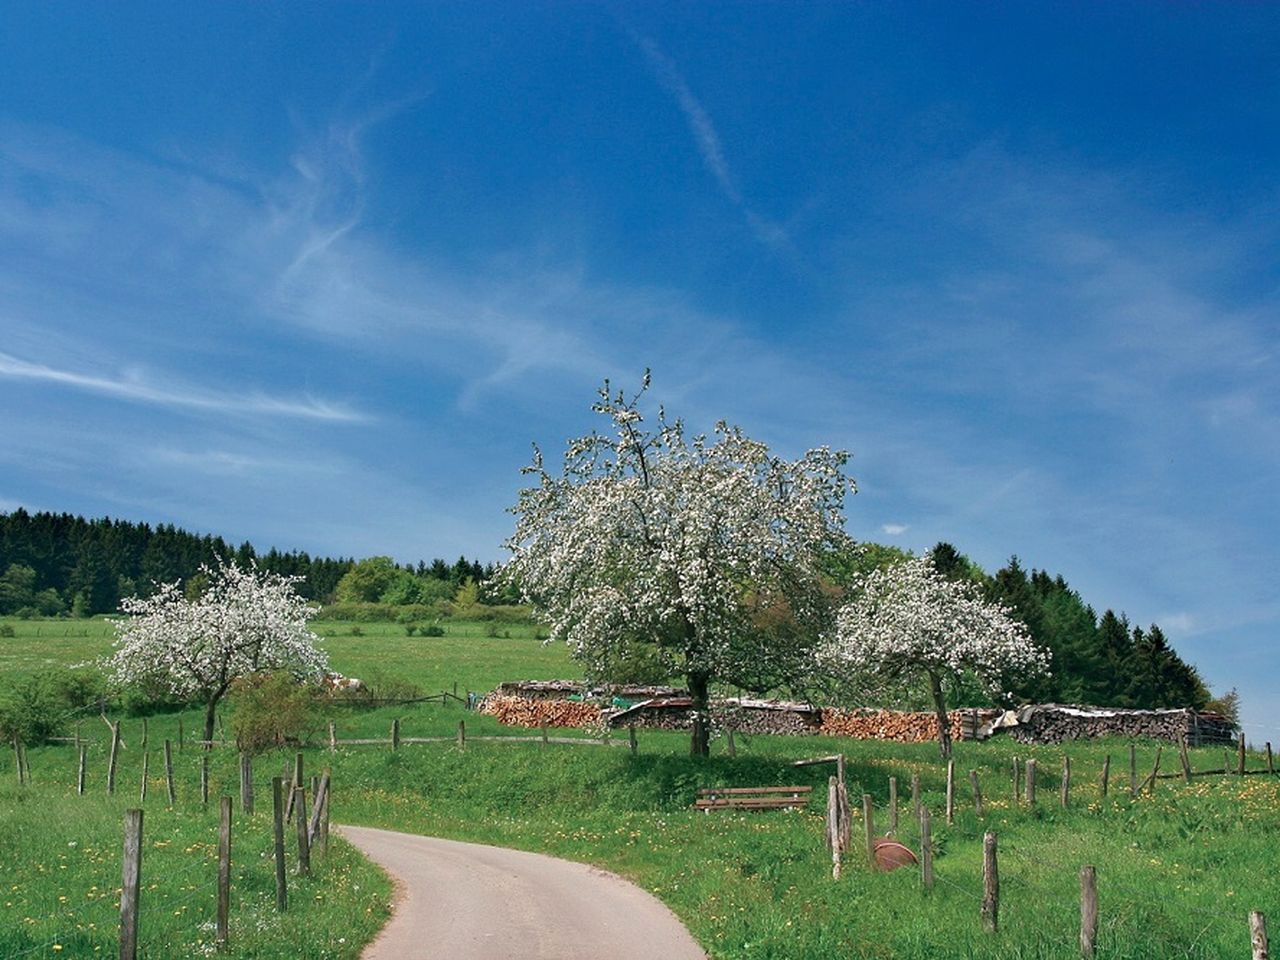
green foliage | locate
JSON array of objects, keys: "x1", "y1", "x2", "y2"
[
  {"x1": 228, "y1": 671, "x2": 326, "y2": 753},
  {"x1": 420, "y1": 624, "x2": 445, "y2": 637},
  {"x1": 453, "y1": 577, "x2": 481, "y2": 607},
  {"x1": 0, "y1": 623, "x2": 12, "y2": 638},
  {"x1": 335, "y1": 556, "x2": 401, "y2": 603},
  {"x1": 0, "y1": 667, "x2": 105, "y2": 742}
]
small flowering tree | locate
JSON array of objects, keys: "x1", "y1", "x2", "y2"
[
  {"x1": 500, "y1": 376, "x2": 854, "y2": 756},
  {"x1": 106, "y1": 560, "x2": 328, "y2": 747},
  {"x1": 819, "y1": 556, "x2": 1049, "y2": 758}
]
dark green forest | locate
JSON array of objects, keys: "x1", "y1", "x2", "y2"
[{"x1": 0, "y1": 509, "x2": 493, "y2": 617}]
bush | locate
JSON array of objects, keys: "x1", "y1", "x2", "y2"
[
  {"x1": 0, "y1": 624, "x2": 13, "y2": 638},
  {"x1": 421, "y1": 624, "x2": 445, "y2": 638},
  {"x1": 349, "y1": 625, "x2": 363, "y2": 637},
  {"x1": 404, "y1": 624, "x2": 418, "y2": 637},
  {"x1": 358, "y1": 667, "x2": 423, "y2": 702},
  {"x1": 229, "y1": 671, "x2": 326, "y2": 754},
  {"x1": 0, "y1": 667, "x2": 107, "y2": 743}
]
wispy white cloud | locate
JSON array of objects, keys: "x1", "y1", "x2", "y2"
[
  {"x1": 630, "y1": 31, "x2": 796, "y2": 257},
  {"x1": 0, "y1": 351, "x2": 366, "y2": 422},
  {"x1": 881, "y1": 523, "x2": 909, "y2": 536}
]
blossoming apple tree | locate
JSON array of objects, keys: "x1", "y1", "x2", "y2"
[
  {"x1": 500, "y1": 375, "x2": 854, "y2": 756},
  {"x1": 106, "y1": 560, "x2": 328, "y2": 746},
  {"x1": 820, "y1": 555, "x2": 1049, "y2": 757}
]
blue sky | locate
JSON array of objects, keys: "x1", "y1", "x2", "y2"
[{"x1": 2, "y1": 4, "x2": 1278, "y2": 733}]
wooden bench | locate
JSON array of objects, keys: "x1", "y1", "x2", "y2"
[{"x1": 694, "y1": 785, "x2": 813, "y2": 811}]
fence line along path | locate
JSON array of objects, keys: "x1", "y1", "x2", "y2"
[{"x1": 336, "y1": 825, "x2": 705, "y2": 960}]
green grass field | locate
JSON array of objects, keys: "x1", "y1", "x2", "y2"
[{"x1": 3, "y1": 617, "x2": 1277, "y2": 959}]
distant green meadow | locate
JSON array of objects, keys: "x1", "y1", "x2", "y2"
[{"x1": 2, "y1": 617, "x2": 1277, "y2": 958}]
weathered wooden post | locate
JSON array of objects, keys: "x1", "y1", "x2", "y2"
[
  {"x1": 1012, "y1": 756, "x2": 1020, "y2": 803},
  {"x1": 910, "y1": 773, "x2": 921, "y2": 821},
  {"x1": 201, "y1": 755, "x2": 209, "y2": 806},
  {"x1": 1251, "y1": 911, "x2": 1270, "y2": 960},
  {"x1": 294, "y1": 787, "x2": 310, "y2": 877},
  {"x1": 982, "y1": 832, "x2": 999, "y2": 933},
  {"x1": 309, "y1": 771, "x2": 331, "y2": 852},
  {"x1": 629, "y1": 724, "x2": 637, "y2": 755},
  {"x1": 12, "y1": 736, "x2": 22, "y2": 785},
  {"x1": 888, "y1": 776, "x2": 898, "y2": 835},
  {"x1": 1267, "y1": 742, "x2": 1274, "y2": 776},
  {"x1": 457, "y1": 719, "x2": 466, "y2": 750},
  {"x1": 391, "y1": 719, "x2": 400, "y2": 751},
  {"x1": 541, "y1": 721, "x2": 549, "y2": 747},
  {"x1": 217, "y1": 796, "x2": 231, "y2": 948},
  {"x1": 239, "y1": 753, "x2": 253, "y2": 815},
  {"x1": 919, "y1": 806, "x2": 933, "y2": 891},
  {"x1": 827, "y1": 777, "x2": 841, "y2": 880},
  {"x1": 285, "y1": 753, "x2": 303, "y2": 823},
  {"x1": 107, "y1": 722, "x2": 121, "y2": 795},
  {"x1": 164, "y1": 740, "x2": 175, "y2": 807},
  {"x1": 1025, "y1": 759, "x2": 1037, "y2": 806},
  {"x1": 1100, "y1": 754, "x2": 1111, "y2": 798},
  {"x1": 272, "y1": 778, "x2": 287, "y2": 912},
  {"x1": 862, "y1": 793, "x2": 876, "y2": 867},
  {"x1": 1239, "y1": 734, "x2": 1247, "y2": 776},
  {"x1": 946, "y1": 759, "x2": 955, "y2": 824},
  {"x1": 970, "y1": 769, "x2": 984, "y2": 817},
  {"x1": 1060, "y1": 755, "x2": 1070, "y2": 809},
  {"x1": 77, "y1": 745, "x2": 87, "y2": 796},
  {"x1": 120, "y1": 809, "x2": 144, "y2": 960},
  {"x1": 725, "y1": 726, "x2": 737, "y2": 757},
  {"x1": 1080, "y1": 865, "x2": 1098, "y2": 958},
  {"x1": 139, "y1": 750, "x2": 149, "y2": 803},
  {"x1": 328, "y1": 721, "x2": 336, "y2": 752},
  {"x1": 1180, "y1": 738, "x2": 1192, "y2": 783}
]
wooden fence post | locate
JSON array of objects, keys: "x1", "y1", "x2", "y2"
[
  {"x1": 970, "y1": 770, "x2": 984, "y2": 817},
  {"x1": 1012, "y1": 757, "x2": 1020, "y2": 803},
  {"x1": 1060, "y1": 755, "x2": 1070, "y2": 809},
  {"x1": 320, "y1": 774, "x2": 331, "y2": 856},
  {"x1": 217, "y1": 796, "x2": 231, "y2": 948},
  {"x1": 141, "y1": 718, "x2": 148, "y2": 754},
  {"x1": 139, "y1": 749, "x2": 149, "y2": 803},
  {"x1": 285, "y1": 753, "x2": 302, "y2": 823},
  {"x1": 1252, "y1": 911, "x2": 1269, "y2": 960},
  {"x1": 1129, "y1": 743, "x2": 1137, "y2": 796},
  {"x1": 837, "y1": 778, "x2": 851, "y2": 853},
  {"x1": 1025, "y1": 759, "x2": 1037, "y2": 806},
  {"x1": 457, "y1": 720, "x2": 466, "y2": 750},
  {"x1": 541, "y1": 721, "x2": 548, "y2": 747},
  {"x1": 910, "y1": 773, "x2": 921, "y2": 821},
  {"x1": 164, "y1": 740, "x2": 175, "y2": 807},
  {"x1": 308, "y1": 772, "x2": 330, "y2": 846},
  {"x1": 726, "y1": 726, "x2": 737, "y2": 757},
  {"x1": 862, "y1": 794, "x2": 876, "y2": 867},
  {"x1": 1080, "y1": 865, "x2": 1098, "y2": 958},
  {"x1": 78, "y1": 744, "x2": 87, "y2": 796},
  {"x1": 201, "y1": 755, "x2": 209, "y2": 806},
  {"x1": 1239, "y1": 734, "x2": 1247, "y2": 776},
  {"x1": 629, "y1": 724, "x2": 637, "y2": 755},
  {"x1": 120, "y1": 809, "x2": 143, "y2": 960},
  {"x1": 329, "y1": 721, "x2": 336, "y2": 753},
  {"x1": 1267, "y1": 742, "x2": 1274, "y2": 776},
  {"x1": 272, "y1": 778, "x2": 287, "y2": 911},
  {"x1": 12, "y1": 736, "x2": 22, "y2": 785},
  {"x1": 107, "y1": 722, "x2": 121, "y2": 795},
  {"x1": 1100, "y1": 754, "x2": 1110, "y2": 798},
  {"x1": 239, "y1": 753, "x2": 254, "y2": 816},
  {"x1": 946, "y1": 759, "x2": 955, "y2": 825},
  {"x1": 919, "y1": 806, "x2": 933, "y2": 891},
  {"x1": 827, "y1": 777, "x2": 841, "y2": 880},
  {"x1": 294, "y1": 787, "x2": 310, "y2": 877},
  {"x1": 1143, "y1": 747, "x2": 1163, "y2": 794},
  {"x1": 391, "y1": 719, "x2": 400, "y2": 751},
  {"x1": 982, "y1": 832, "x2": 999, "y2": 934},
  {"x1": 888, "y1": 776, "x2": 898, "y2": 835},
  {"x1": 1180, "y1": 738, "x2": 1192, "y2": 783}
]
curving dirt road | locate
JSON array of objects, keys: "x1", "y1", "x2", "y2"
[{"x1": 338, "y1": 825, "x2": 707, "y2": 960}]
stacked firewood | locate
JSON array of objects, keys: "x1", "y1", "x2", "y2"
[
  {"x1": 1004, "y1": 705, "x2": 1237, "y2": 745},
  {"x1": 478, "y1": 694, "x2": 602, "y2": 729},
  {"x1": 819, "y1": 708, "x2": 993, "y2": 743}
]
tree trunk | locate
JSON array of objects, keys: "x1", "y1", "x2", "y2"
[
  {"x1": 204, "y1": 699, "x2": 218, "y2": 751},
  {"x1": 688, "y1": 671, "x2": 711, "y2": 758},
  {"x1": 928, "y1": 671, "x2": 952, "y2": 760}
]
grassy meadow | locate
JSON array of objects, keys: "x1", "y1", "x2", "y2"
[{"x1": 2, "y1": 616, "x2": 1278, "y2": 959}]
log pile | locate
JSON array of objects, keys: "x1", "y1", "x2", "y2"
[
  {"x1": 820, "y1": 708, "x2": 999, "y2": 743},
  {"x1": 998, "y1": 705, "x2": 1237, "y2": 746},
  {"x1": 478, "y1": 694, "x2": 602, "y2": 729}
]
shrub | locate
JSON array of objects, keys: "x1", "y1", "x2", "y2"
[
  {"x1": 229, "y1": 671, "x2": 326, "y2": 754},
  {"x1": 349, "y1": 625, "x2": 363, "y2": 637},
  {"x1": 421, "y1": 624, "x2": 445, "y2": 638},
  {"x1": 0, "y1": 624, "x2": 13, "y2": 638},
  {"x1": 359, "y1": 668, "x2": 423, "y2": 702},
  {"x1": 404, "y1": 624, "x2": 418, "y2": 637},
  {"x1": 0, "y1": 667, "x2": 107, "y2": 743}
]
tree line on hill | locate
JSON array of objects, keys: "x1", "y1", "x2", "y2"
[{"x1": 0, "y1": 509, "x2": 495, "y2": 617}]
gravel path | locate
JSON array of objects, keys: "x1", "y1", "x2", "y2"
[{"x1": 338, "y1": 825, "x2": 707, "y2": 960}]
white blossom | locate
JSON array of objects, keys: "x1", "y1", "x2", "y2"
[
  {"x1": 819, "y1": 555, "x2": 1049, "y2": 756},
  {"x1": 499, "y1": 376, "x2": 854, "y2": 755},
  {"x1": 106, "y1": 559, "x2": 328, "y2": 742}
]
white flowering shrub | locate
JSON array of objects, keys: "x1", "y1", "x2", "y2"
[
  {"x1": 106, "y1": 560, "x2": 328, "y2": 745},
  {"x1": 500, "y1": 375, "x2": 853, "y2": 756},
  {"x1": 819, "y1": 555, "x2": 1049, "y2": 757}
]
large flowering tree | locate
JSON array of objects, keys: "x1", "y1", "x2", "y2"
[
  {"x1": 819, "y1": 556, "x2": 1049, "y2": 758},
  {"x1": 500, "y1": 376, "x2": 854, "y2": 756},
  {"x1": 106, "y1": 560, "x2": 328, "y2": 746}
]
